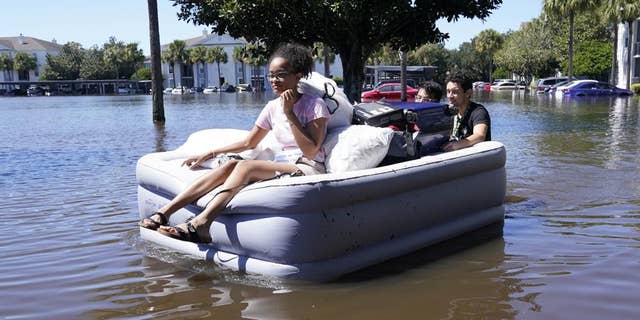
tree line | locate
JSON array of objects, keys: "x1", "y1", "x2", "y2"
[{"x1": 368, "y1": 1, "x2": 639, "y2": 88}]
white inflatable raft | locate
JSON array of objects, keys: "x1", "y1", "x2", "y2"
[{"x1": 137, "y1": 128, "x2": 506, "y2": 281}]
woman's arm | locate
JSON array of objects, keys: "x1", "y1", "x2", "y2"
[
  {"x1": 288, "y1": 116, "x2": 327, "y2": 158},
  {"x1": 281, "y1": 90, "x2": 328, "y2": 159},
  {"x1": 182, "y1": 126, "x2": 269, "y2": 169}
]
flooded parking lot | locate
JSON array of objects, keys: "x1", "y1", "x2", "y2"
[{"x1": 1, "y1": 91, "x2": 639, "y2": 319}]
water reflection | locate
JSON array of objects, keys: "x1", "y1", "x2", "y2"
[
  {"x1": 154, "y1": 122, "x2": 167, "y2": 153},
  {"x1": 93, "y1": 222, "x2": 534, "y2": 320}
]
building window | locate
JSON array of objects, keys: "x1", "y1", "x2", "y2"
[{"x1": 18, "y1": 70, "x2": 29, "y2": 81}]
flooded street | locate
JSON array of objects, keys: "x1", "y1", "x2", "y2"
[{"x1": 1, "y1": 91, "x2": 639, "y2": 319}]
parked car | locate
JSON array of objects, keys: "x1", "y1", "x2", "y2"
[
  {"x1": 163, "y1": 88, "x2": 174, "y2": 94},
  {"x1": 546, "y1": 80, "x2": 570, "y2": 94},
  {"x1": 549, "y1": 80, "x2": 595, "y2": 95},
  {"x1": 490, "y1": 82, "x2": 524, "y2": 90},
  {"x1": 561, "y1": 81, "x2": 633, "y2": 96},
  {"x1": 535, "y1": 77, "x2": 568, "y2": 94},
  {"x1": 363, "y1": 79, "x2": 417, "y2": 92},
  {"x1": 472, "y1": 81, "x2": 487, "y2": 90},
  {"x1": 361, "y1": 82, "x2": 418, "y2": 101}
]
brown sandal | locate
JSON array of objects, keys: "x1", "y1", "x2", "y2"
[
  {"x1": 139, "y1": 212, "x2": 167, "y2": 230},
  {"x1": 157, "y1": 220, "x2": 205, "y2": 243}
]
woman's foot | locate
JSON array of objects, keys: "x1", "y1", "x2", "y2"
[
  {"x1": 157, "y1": 219, "x2": 211, "y2": 243},
  {"x1": 139, "y1": 212, "x2": 168, "y2": 230}
]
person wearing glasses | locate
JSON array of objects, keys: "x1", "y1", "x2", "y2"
[
  {"x1": 415, "y1": 81, "x2": 443, "y2": 103},
  {"x1": 140, "y1": 43, "x2": 330, "y2": 243},
  {"x1": 441, "y1": 71, "x2": 491, "y2": 152}
]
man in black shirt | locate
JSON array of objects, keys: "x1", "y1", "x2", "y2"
[{"x1": 442, "y1": 71, "x2": 491, "y2": 152}]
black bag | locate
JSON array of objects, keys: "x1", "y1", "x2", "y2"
[{"x1": 352, "y1": 101, "x2": 406, "y2": 128}]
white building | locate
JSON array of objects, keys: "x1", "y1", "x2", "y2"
[
  {"x1": 0, "y1": 35, "x2": 62, "y2": 82},
  {"x1": 161, "y1": 31, "x2": 343, "y2": 91},
  {"x1": 616, "y1": 19, "x2": 640, "y2": 87}
]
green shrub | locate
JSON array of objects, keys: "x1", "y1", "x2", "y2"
[
  {"x1": 631, "y1": 83, "x2": 640, "y2": 95},
  {"x1": 492, "y1": 66, "x2": 509, "y2": 81},
  {"x1": 131, "y1": 67, "x2": 151, "y2": 80},
  {"x1": 332, "y1": 76, "x2": 344, "y2": 86}
]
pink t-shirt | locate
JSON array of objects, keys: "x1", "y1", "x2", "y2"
[{"x1": 255, "y1": 94, "x2": 330, "y2": 162}]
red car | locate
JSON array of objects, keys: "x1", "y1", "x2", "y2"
[{"x1": 361, "y1": 83, "x2": 418, "y2": 102}]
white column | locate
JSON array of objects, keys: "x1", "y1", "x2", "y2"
[{"x1": 616, "y1": 23, "x2": 628, "y2": 87}]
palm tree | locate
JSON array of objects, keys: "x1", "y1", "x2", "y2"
[
  {"x1": 475, "y1": 29, "x2": 504, "y2": 83},
  {"x1": 312, "y1": 42, "x2": 336, "y2": 77},
  {"x1": 602, "y1": 0, "x2": 640, "y2": 89},
  {"x1": 14, "y1": 52, "x2": 37, "y2": 81},
  {"x1": 244, "y1": 43, "x2": 269, "y2": 91},
  {"x1": 162, "y1": 40, "x2": 189, "y2": 91},
  {"x1": 0, "y1": 54, "x2": 14, "y2": 82},
  {"x1": 543, "y1": 0, "x2": 601, "y2": 80},
  {"x1": 232, "y1": 46, "x2": 248, "y2": 84},
  {"x1": 206, "y1": 46, "x2": 228, "y2": 88},
  {"x1": 123, "y1": 43, "x2": 145, "y2": 77},
  {"x1": 147, "y1": 0, "x2": 164, "y2": 123},
  {"x1": 104, "y1": 37, "x2": 125, "y2": 79},
  {"x1": 190, "y1": 46, "x2": 208, "y2": 88}
]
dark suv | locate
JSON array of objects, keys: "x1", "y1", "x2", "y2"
[{"x1": 535, "y1": 77, "x2": 568, "y2": 94}]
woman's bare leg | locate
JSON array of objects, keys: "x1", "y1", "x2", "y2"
[
  {"x1": 156, "y1": 160, "x2": 240, "y2": 217},
  {"x1": 158, "y1": 160, "x2": 299, "y2": 242}
]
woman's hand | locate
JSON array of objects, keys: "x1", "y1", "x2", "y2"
[
  {"x1": 281, "y1": 89, "x2": 299, "y2": 114},
  {"x1": 182, "y1": 151, "x2": 215, "y2": 169}
]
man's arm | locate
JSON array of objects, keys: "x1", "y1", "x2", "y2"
[{"x1": 442, "y1": 123, "x2": 488, "y2": 152}]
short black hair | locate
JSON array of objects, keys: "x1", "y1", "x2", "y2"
[
  {"x1": 445, "y1": 70, "x2": 473, "y2": 91},
  {"x1": 270, "y1": 43, "x2": 314, "y2": 78},
  {"x1": 420, "y1": 81, "x2": 443, "y2": 101}
]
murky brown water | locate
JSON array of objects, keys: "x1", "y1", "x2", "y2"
[{"x1": 1, "y1": 91, "x2": 639, "y2": 319}]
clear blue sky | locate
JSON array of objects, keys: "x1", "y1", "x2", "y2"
[{"x1": 3, "y1": 0, "x2": 542, "y2": 55}]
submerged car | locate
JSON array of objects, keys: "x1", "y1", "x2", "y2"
[
  {"x1": 561, "y1": 81, "x2": 633, "y2": 96},
  {"x1": 535, "y1": 77, "x2": 568, "y2": 94},
  {"x1": 551, "y1": 79, "x2": 596, "y2": 96},
  {"x1": 361, "y1": 83, "x2": 418, "y2": 101},
  {"x1": 490, "y1": 82, "x2": 524, "y2": 90}
]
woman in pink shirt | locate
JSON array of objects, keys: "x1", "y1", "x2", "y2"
[{"x1": 140, "y1": 43, "x2": 330, "y2": 243}]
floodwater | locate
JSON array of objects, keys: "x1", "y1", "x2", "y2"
[{"x1": 1, "y1": 91, "x2": 639, "y2": 319}]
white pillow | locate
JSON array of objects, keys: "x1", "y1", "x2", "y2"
[
  {"x1": 323, "y1": 125, "x2": 394, "y2": 173},
  {"x1": 175, "y1": 129, "x2": 275, "y2": 168}
]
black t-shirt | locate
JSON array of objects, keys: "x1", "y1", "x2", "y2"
[{"x1": 453, "y1": 101, "x2": 491, "y2": 141}]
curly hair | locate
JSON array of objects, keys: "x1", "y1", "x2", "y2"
[
  {"x1": 445, "y1": 70, "x2": 473, "y2": 91},
  {"x1": 420, "y1": 81, "x2": 443, "y2": 101},
  {"x1": 270, "y1": 43, "x2": 314, "y2": 78}
]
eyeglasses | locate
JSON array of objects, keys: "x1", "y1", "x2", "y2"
[
  {"x1": 267, "y1": 71, "x2": 291, "y2": 80},
  {"x1": 415, "y1": 95, "x2": 439, "y2": 102}
]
